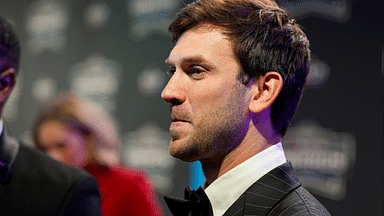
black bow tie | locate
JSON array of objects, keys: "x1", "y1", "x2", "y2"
[
  {"x1": 164, "y1": 186, "x2": 213, "y2": 216},
  {"x1": 0, "y1": 160, "x2": 11, "y2": 186}
]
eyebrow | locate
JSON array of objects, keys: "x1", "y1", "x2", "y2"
[{"x1": 165, "y1": 55, "x2": 207, "y2": 66}]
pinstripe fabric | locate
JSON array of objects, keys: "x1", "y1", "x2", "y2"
[{"x1": 223, "y1": 162, "x2": 331, "y2": 216}]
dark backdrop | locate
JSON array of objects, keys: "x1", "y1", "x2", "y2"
[{"x1": 0, "y1": 0, "x2": 382, "y2": 215}]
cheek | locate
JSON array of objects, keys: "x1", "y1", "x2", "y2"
[
  {"x1": 191, "y1": 85, "x2": 237, "y2": 132},
  {"x1": 60, "y1": 147, "x2": 73, "y2": 165},
  {"x1": 46, "y1": 149, "x2": 64, "y2": 162},
  {"x1": 65, "y1": 134, "x2": 88, "y2": 166},
  {"x1": 192, "y1": 79, "x2": 233, "y2": 107}
]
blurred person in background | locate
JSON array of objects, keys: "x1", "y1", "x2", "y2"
[
  {"x1": 32, "y1": 92, "x2": 164, "y2": 216},
  {"x1": 0, "y1": 16, "x2": 102, "y2": 216}
]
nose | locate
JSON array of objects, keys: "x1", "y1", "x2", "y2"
[{"x1": 161, "y1": 73, "x2": 186, "y2": 105}]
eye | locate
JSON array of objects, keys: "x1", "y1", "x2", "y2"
[
  {"x1": 189, "y1": 65, "x2": 207, "y2": 79},
  {"x1": 166, "y1": 67, "x2": 176, "y2": 76},
  {"x1": 57, "y1": 142, "x2": 67, "y2": 149}
]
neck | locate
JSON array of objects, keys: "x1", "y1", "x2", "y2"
[
  {"x1": 200, "y1": 115, "x2": 282, "y2": 186},
  {"x1": 201, "y1": 133, "x2": 279, "y2": 186}
]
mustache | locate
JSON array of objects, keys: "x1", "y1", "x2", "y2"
[{"x1": 170, "y1": 106, "x2": 192, "y2": 123}]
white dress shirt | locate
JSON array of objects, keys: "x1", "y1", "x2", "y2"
[{"x1": 204, "y1": 142, "x2": 286, "y2": 216}]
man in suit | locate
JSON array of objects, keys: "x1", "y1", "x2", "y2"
[
  {"x1": 161, "y1": 0, "x2": 331, "y2": 215},
  {"x1": 0, "y1": 16, "x2": 102, "y2": 215}
]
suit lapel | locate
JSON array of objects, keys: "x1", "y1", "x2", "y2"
[
  {"x1": 0, "y1": 126, "x2": 19, "y2": 168},
  {"x1": 223, "y1": 162, "x2": 300, "y2": 216}
]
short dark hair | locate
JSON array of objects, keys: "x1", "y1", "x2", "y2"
[
  {"x1": 169, "y1": 0, "x2": 310, "y2": 136},
  {"x1": 0, "y1": 16, "x2": 20, "y2": 71}
]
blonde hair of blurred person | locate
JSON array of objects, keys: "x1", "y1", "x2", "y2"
[
  {"x1": 32, "y1": 92, "x2": 164, "y2": 216},
  {"x1": 32, "y1": 92, "x2": 119, "y2": 168}
]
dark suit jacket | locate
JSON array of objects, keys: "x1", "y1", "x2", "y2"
[
  {"x1": 0, "y1": 127, "x2": 102, "y2": 216},
  {"x1": 223, "y1": 162, "x2": 330, "y2": 216}
]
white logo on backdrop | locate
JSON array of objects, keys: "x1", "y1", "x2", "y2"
[
  {"x1": 84, "y1": 2, "x2": 111, "y2": 31},
  {"x1": 283, "y1": 119, "x2": 356, "y2": 200},
  {"x1": 122, "y1": 120, "x2": 176, "y2": 194},
  {"x1": 137, "y1": 64, "x2": 167, "y2": 98},
  {"x1": 32, "y1": 76, "x2": 58, "y2": 104},
  {"x1": 305, "y1": 57, "x2": 330, "y2": 90},
  {"x1": 68, "y1": 53, "x2": 122, "y2": 113},
  {"x1": 127, "y1": 0, "x2": 180, "y2": 40},
  {"x1": 25, "y1": 0, "x2": 70, "y2": 54},
  {"x1": 277, "y1": 0, "x2": 351, "y2": 23}
]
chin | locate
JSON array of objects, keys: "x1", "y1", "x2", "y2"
[{"x1": 168, "y1": 139, "x2": 200, "y2": 162}]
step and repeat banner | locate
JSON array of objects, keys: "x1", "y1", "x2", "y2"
[{"x1": 1, "y1": 0, "x2": 382, "y2": 215}]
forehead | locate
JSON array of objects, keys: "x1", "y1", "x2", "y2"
[
  {"x1": 38, "y1": 121, "x2": 67, "y2": 144},
  {"x1": 167, "y1": 24, "x2": 236, "y2": 65}
]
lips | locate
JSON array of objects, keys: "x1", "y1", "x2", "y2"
[
  {"x1": 170, "y1": 109, "x2": 191, "y2": 124},
  {"x1": 171, "y1": 118, "x2": 190, "y2": 123},
  {"x1": 171, "y1": 118, "x2": 191, "y2": 126}
]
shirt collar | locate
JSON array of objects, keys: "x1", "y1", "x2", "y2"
[{"x1": 204, "y1": 142, "x2": 286, "y2": 216}]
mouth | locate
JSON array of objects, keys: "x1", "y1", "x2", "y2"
[
  {"x1": 171, "y1": 118, "x2": 190, "y2": 123},
  {"x1": 170, "y1": 105, "x2": 192, "y2": 125}
]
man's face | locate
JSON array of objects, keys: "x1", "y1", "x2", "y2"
[{"x1": 162, "y1": 24, "x2": 253, "y2": 162}]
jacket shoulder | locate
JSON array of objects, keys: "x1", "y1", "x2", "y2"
[
  {"x1": 16, "y1": 143, "x2": 89, "y2": 182},
  {"x1": 268, "y1": 186, "x2": 331, "y2": 216},
  {"x1": 0, "y1": 143, "x2": 101, "y2": 216}
]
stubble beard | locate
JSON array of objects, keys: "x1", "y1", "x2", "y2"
[{"x1": 168, "y1": 82, "x2": 249, "y2": 163}]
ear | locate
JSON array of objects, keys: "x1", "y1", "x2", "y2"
[
  {"x1": 0, "y1": 68, "x2": 17, "y2": 98},
  {"x1": 249, "y1": 71, "x2": 283, "y2": 113}
]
